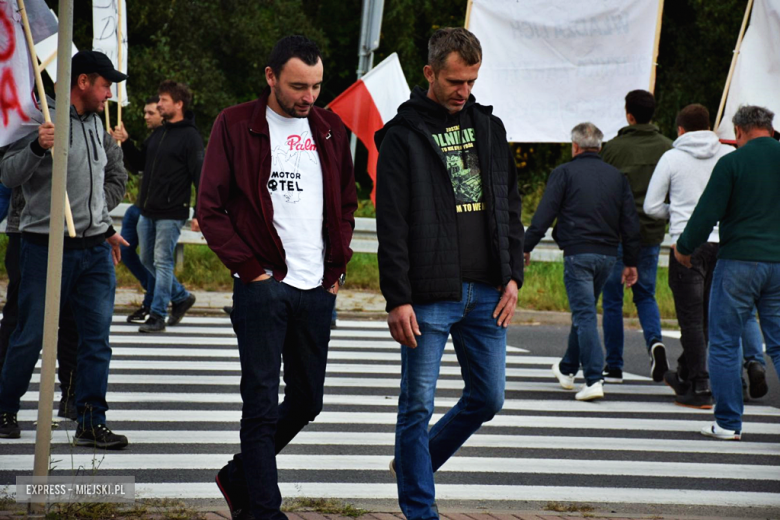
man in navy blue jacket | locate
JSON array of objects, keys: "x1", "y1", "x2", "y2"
[{"x1": 524, "y1": 122, "x2": 641, "y2": 401}]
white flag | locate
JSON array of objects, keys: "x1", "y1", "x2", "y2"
[
  {"x1": 716, "y1": 0, "x2": 780, "y2": 140},
  {"x1": 92, "y1": 0, "x2": 129, "y2": 106}
]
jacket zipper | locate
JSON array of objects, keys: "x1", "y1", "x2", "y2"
[
  {"x1": 142, "y1": 128, "x2": 168, "y2": 212},
  {"x1": 78, "y1": 115, "x2": 95, "y2": 238}
]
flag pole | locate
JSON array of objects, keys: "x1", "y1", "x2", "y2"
[
  {"x1": 464, "y1": 0, "x2": 474, "y2": 28},
  {"x1": 714, "y1": 0, "x2": 755, "y2": 132},
  {"x1": 18, "y1": 0, "x2": 76, "y2": 238},
  {"x1": 649, "y1": 0, "x2": 665, "y2": 94},
  {"x1": 115, "y1": 0, "x2": 124, "y2": 143}
]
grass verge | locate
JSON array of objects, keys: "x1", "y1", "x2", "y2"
[{"x1": 282, "y1": 497, "x2": 368, "y2": 517}]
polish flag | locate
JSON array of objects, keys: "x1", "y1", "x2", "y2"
[{"x1": 328, "y1": 53, "x2": 410, "y2": 204}]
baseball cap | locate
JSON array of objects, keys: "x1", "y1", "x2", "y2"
[{"x1": 71, "y1": 51, "x2": 127, "y2": 83}]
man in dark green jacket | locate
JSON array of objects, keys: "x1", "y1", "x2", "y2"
[
  {"x1": 676, "y1": 105, "x2": 780, "y2": 441},
  {"x1": 600, "y1": 90, "x2": 673, "y2": 384}
]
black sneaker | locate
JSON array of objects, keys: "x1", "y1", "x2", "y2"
[
  {"x1": 216, "y1": 464, "x2": 254, "y2": 520},
  {"x1": 746, "y1": 360, "x2": 768, "y2": 399},
  {"x1": 650, "y1": 342, "x2": 669, "y2": 382},
  {"x1": 0, "y1": 412, "x2": 20, "y2": 438},
  {"x1": 602, "y1": 366, "x2": 623, "y2": 384},
  {"x1": 139, "y1": 313, "x2": 166, "y2": 333},
  {"x1": 223, "y1": 306, "x2": 233, "y2": 316},
  {"x1": 73, "y1": 424, "x2": 128, "y2": 450},
  {"x1": 675, "y1": 380, "x2": 714, "y2": 409},
  {"x1": 168, "y1": 294, "x2": 196, "y2": 326},
  {"x1": 126, "y1": 305, "x2": 150, "y2": 323},
  {"x1": 57, "y1": 395, "x2": 77, "y2": 421},
  {"x1": 663, "y1": 370, "x2": 689, "y2": 396}
]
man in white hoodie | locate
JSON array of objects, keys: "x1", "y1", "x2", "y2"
[{"x1": 644, "y1": 104, "x2": 765, "y2": 408}]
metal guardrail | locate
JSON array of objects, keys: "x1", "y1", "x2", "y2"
[{"x1": 109, "y1": 203, "x2": 673, "y2": 268}]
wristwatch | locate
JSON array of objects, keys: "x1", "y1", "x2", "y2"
[{"x1": 338, "y1": 273, "x2": 346, "y2": 287}]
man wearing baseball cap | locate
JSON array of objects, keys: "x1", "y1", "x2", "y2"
[{"x1": 0, "y1": 51, "x2": 130, "y2": 449}]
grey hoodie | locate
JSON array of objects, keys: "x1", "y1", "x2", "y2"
[
  {"x1": 0, "y1": 103, "x2": 123, "y2": 237},
  {"x1": 644, "y1": 130, "x2": 733, "y2": 243}
]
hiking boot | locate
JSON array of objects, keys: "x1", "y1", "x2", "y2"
[
  {"x1": 675, "y1": 381, "x2": 714, "y2": 409},
  {"x1": 57, "y1": 395, "x2": 78, "y2": 421},
  {"x1": 575, "y1": 380, "x2": 604, "y2": 401},
  {"x1": 552, "y1": 362, "x2": 575, "y2": 390},
  {"x1": 168, "y1": 294, "x2": 196, "y2": 326},
  {"x1": 139, "y1": 313, "x2": 166, "y2": 333},
  {"x1": 650, "y1": 342, "x2": 669, "y2": 382},
  {"x1": 126, "y1": 305, "x2": 150, "y2": 323},
  {"x1": 701, "y1": 421, "x2": 741, "y2": 441},
  {"x1": 746, "y1": 361, "x2": 768, "y2": 399},
  {"x1": 216, "y1": 464, "x2": 254, "y2": 520},
  {"x1": 663, "y1": 370, "x2": 689, "y2": 396},
  {"x1": 0, "y1": 412, "x2": 20, "y2": 439},
  {"x1": 73, "y1": 424, "x2": 128, "y2": 450},
  {"x1": 602, "y1": 366, "x2": 623, "y2": 384}
]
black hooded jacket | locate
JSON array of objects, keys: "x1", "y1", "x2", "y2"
[{"x1": 375, "y1": 86, "x2": 524, "y2": 312}]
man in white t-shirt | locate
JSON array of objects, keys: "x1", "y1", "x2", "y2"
[{"x1": 198, "y1": 36, "x2": 357, "y2": 520}]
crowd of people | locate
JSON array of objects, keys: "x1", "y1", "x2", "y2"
[{"x1": 0, "y1": 26, "x2": 777, "y2": 520}]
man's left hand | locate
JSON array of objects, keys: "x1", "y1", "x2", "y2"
[
  {"x1": 523, "y1": 252, "x2": 531, "y2": 267},
  {"x1": 493, "y1": 279, "x2": 518, "y2": 328},
  {"x1": 672, "y1": 244, "x2": 692, "y2": 268},
  {"x1": 190, "y1": 218, "x2": 200, "y2": 232},
  {"x1": 106, "y1": 233, "x2": 130, "y2": 266},
  {"x1": 327, "y1": 283, "x2": 339, "y2": 295}
]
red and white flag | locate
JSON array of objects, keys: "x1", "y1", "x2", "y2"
[{"x1": 329, "y1": 53, "x2": 409, "y2": 203}]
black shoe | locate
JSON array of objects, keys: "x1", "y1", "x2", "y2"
[
  {"x1": 73, "y1": 424, "x2": 128, "y2": 450},
  {"x1": 675, "y1": 380, "x2": 714, "y2": 409},
  {"x1": 139, "y1": 314, "x2": 166, "y2": 333},
  {"x1": 216, "y1": 464, "x2": 254, "y2": 520},
  {"x1": 223, "y1": 306, "x2": 233, "y2": 316},
  {"x1": 0, "y1": 412, "x2": 20, "y2": 439},
  {"x1": 168, "y1": 294, "x2": 196, "y2": 326},
  {"x1": 746, "y1": 361, "x2": 768, "y2": 399},
  {"x1": 742, "y1": 377, "x2": 750, "y2": 402},
  {"x1": 57, "y1": 395, "x2": 77, "y2": 421},
  {"x1": 126, "y1": 305, "x2": 150, "y2": 323},
  {"x1": 650, "y1": 342, "x2": 668, "y2": 382},
  {"x1": 602, "y1": 366, "x2": 623, "y2": 384},
  {"x1": 663, "y1": 370, "x2": 689, "y2": 396}
]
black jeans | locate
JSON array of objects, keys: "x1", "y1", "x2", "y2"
[
  {"x1": 227, "y1": 277, "x2": 335, "y2": 520},
  {"x1": 668, "y1": 242, "x2": 718, "y2": 382}
]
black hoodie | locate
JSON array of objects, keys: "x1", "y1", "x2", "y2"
[
  {"x1": 125, "y1": 112, "x2": 204, "y2": 220},
  {"x1": 375, "y1": 86, "x2": 525, "y2": 311}
]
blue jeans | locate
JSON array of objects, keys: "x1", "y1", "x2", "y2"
[
  {"x1": 603, "y1": 244, "x2": 663, "y2": 369},
  {"x1": 0, "y1": 183, "x2": 11, "y2": 223},
  {"x1": 396, "y1": 283, "x2": 506, "y2": 520},
  {"x1": 742, "y1": 311, "x2": 765, "y2": 367},
  {"x1": 227, "y1": 278, "x2": 335, "y2": 520},
  {"x1": 137, "y1": 216, "x2": 190, "y2": 318},
  {"x1": 0, "y1": 238, "x2": 115, "y2": 427},
  {"x1": 121, "y1": 205, "x2": 154, "y2": 309},
  {"x1": 708, "y1": 259, "x2": 780, "y2": 432},
  {"x1": 560, "y1": 254, "x2": 616, "y2": 385}
]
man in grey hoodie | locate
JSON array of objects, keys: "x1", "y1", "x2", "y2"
[{"x1": 0, "y1": 51, "x2": 129, "y2": 449}]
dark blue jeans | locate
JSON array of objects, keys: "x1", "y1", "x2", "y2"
[
  {"x1": 227, "y1": 278, "x2": 335, "y2": 520},
  {"x1": 0, "y1": 238, "x2": 115, "y2": 427},
  {"x1": 708, "y1": 259, "x2": 780, "y2": 432},
  {"x1": 560, "y1": 254, "x2": 616, "y2": 385},
  {"x1": 603, "y1": 244, "x2": 663, "y2": 369},
  {"x1": 138, "y1": 216, "x2": 190, "y2": 318},
  {"x1": 120, "y1": 204, "x2": 154, "y2": 309},
  {"x1": 396, "y1": 283, "x2": 506, "y2": 520}
]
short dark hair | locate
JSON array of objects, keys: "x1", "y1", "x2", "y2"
[
  {"x1": 145, "y1": 95, "x2": 160, "y2": 105},
  {"x1": 625, "y1": 90, "x2": 655, "y2": 124},
  {"x1": 676, "y1": 104, "x2": 710, "y2": 132},
  {"x1": 70, "y1": 72, "x2": 99, "y2": 89},
  {"x1": 267, "y1": 35, "x2": 322, "y2": 78},
  {"x1": 428, "y1": 27, "x2": 482, "y2": 72},
  {"x1": 732, "y1": 105, "x2": 775, "y2": 133},
  {"x1": 158, "y1": 80, "x2": 193, "y2": 112}
]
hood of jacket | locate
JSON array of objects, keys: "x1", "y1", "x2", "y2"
[{"x1": 672, "y1": 130, "x2": 723, "y2": 159}]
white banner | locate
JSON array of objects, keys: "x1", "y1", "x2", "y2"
[
  {"x1": 92, "y1": 0, "x2": 128, "y2": 106},
  {"x1": 34, "y1": 10, "x2": 78, "y2": 82},
  {"x1": 716, "y1": 0, "x2": 780, "y2": 140},
  {"x1": 468, "y1": 0, "x2": 661, "y2": 142},
  {"x1": 0, "y1": 0, "x2": 41, "y2": 147}
]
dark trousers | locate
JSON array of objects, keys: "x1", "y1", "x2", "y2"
[
  {"x1": 668, "y1": 242, "x2": 718, "y2": 382},
  {"x1": 226, "y1": 278, "x2": 335, "y2": 520},
  {"x1": 0, "y1": 233, "x2": 78, "y2": 398}
]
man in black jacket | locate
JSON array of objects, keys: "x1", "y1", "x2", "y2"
[
  {"x1": 375, "y1": 28, "x2": 524, "y2": 520},
  {"x1": 112, "y1": 81, "x2": 203, "y2": 332},
  {"x1": 524, "y1": 123, "x2": 641, "y2": 401}
]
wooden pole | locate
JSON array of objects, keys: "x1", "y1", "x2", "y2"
[
  {"x1": 464, "y1": 0, "x2": 474, "y2": 28},
  {"x1": 649, "y1": 0, "x2": 665, "y2": 94},
  {"x1": 116, "y1": 0, "x2": 124, "y2": 141},
  {"x1": 18, "y1": 0, "x2": 77, "y2": 238},
  {"x1": 714, "y1": 0, "x2": 755, "y2": 132},
  {"x1": 105, "y1": 99, "x2": 111, "y2": 133}
]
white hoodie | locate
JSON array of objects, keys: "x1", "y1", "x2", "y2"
[{"x1": 644, "y1": 130, "x2": 733, "y2": 244}]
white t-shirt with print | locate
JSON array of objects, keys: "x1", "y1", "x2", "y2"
[{"x1": 266, "y1": 106, "x2": 325, "y2": 290}]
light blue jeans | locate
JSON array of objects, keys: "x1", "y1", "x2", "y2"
[{"x1": 137, "y1": 216, "x2": 190, "y2": 318}]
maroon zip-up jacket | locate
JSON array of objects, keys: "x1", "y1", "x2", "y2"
[{"x1": 197, "y1": 90, "x2": 357, "y2": 288}]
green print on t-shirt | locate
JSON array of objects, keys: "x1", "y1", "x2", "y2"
[{"x1": 433, "y1": 123, "x2": 483, "y2": 213}]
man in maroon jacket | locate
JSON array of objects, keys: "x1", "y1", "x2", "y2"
[{"x1": 198, "y1": 36, "x2": 357, "y2": 520}]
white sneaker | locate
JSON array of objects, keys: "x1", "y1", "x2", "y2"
[
  {"x1": 700, "y1": 421, "x2": 741, "y2": 441},
  {"x1": 575, "y1": 381, "x2": 604, "y2": 401},
  {"x1": 551, "y1": 362, "x2": 575, "y2": 390}
]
